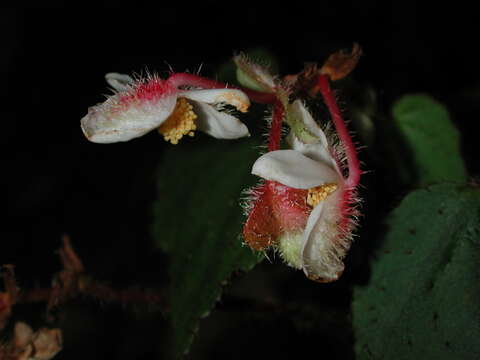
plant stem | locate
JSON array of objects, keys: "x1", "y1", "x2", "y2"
[
  {"x1": 268, "y1": 100, "x2": 284, "y2": 151},
  {"x1": 167, "y1": 73, "x2": 276, "y2": 104},
  {"x1": 315, "y1": 75, "x2": 361, "y2": 188},
  {"x1": 16, "y1": 279, "x2": 164, "y2": 308}
]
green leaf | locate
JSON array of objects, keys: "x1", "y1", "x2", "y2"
[
  {"x1": 353, "y1": 183, "x2": 480, "y2": 360},
  {"x1": 152, "y1": 136, "x2": 263, "y2": 358},
  {"x1": 392, "y1": 94, "x2": 467, "y2": 185}
]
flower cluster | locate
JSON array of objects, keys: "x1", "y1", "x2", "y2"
[{"x1": 80, "y1": 48, "x2": 361, "y2": 282}]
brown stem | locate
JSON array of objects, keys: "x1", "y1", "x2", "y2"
[{"x1": 4, "y1": 235, "x2": 164, "y2": 312}]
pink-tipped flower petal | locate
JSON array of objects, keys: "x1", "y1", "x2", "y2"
[{"x1": 81, "y1": 89, "x2": 177, "y2": 143}]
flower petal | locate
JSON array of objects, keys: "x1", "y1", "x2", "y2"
[
  {"x1": 287, "y1": 100, "x2": 339, "y2": 172},
  {"x1": 301, "y1": 189, "x2": 346, "y2": 282},
  {"x1": 290, "y1": 100, "x2": 328, "y2": 143},
  {"x1": 288, "y1": 133, "x2": 342, "y2": 176},
  {"x1": 105, "y1": 72, "x2": 134, "y2": 92},
  {"x1": 180, "y1": 89, "x2": 250, "y2": 113},
  {"x1": 189, "y1": 101, "x2": 249, "y2": 139},
  {"x1": 251, "y1": 150, "x2": 339, "y2": 189},
  {"x1": 81, "y1": 93, "x2": 177, "y2": 143}
]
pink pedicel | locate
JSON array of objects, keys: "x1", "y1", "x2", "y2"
[
  {"x1": 168, "y1": 73, "x2": 277, "y2": 105},
  {"x1": 116, "y1": 72, "x2": 276, "y2": 107},
  {"x1": 315, "y1": 74, "x2": 361, "y2": 232},
  {"x1": 316, "y1": 74, "x2": 361, "y2": 189},
  {"x1": 268, "y1": 101, "x2": 284, "y2": 152}
]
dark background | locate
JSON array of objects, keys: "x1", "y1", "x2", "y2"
[{"x1": 2, "y1": 5, "x2": 479, "y2": 359}]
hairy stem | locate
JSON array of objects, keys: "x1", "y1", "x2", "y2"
[
  {"x1": 268, "y1": 100, "x2": 285, "y2": 151},
  {"x1": 315, "y1": 75, "x2": 361, "y2": 188},
  {"x1": 16, "y1": 278, "x2": 163, "y2": 307},
  {"x1": 2, "y1": 237, "x2": 164, "y2": 312},
  {"x1": 167, "y1": 72, "x2": 276, "y2": 104}
]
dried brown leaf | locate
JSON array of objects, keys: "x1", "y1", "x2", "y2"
[{"x1": 320, "y1": 43, "x2": 362, "y2": 81}]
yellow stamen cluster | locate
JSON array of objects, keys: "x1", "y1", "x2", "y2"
[
  {"x1": 307, "y1": 183, "x2": 338, "y2": 207},
  {"x1": 158, "y1": 98, "x2": 197, "y2": 144}
]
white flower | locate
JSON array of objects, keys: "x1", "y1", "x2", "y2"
[
  {"x1": 81, "y1": 73, "x2": 250, "y2": 144},
  {"x1": 250, "y1": 100, "x2": 351, "y2": 282}
]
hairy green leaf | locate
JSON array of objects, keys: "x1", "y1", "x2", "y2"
[
  {"x1": 353, "y1": 183, "x2": 480, "y2": 359},
  {"x1": 392, "y1": 94, "x2": 467, "y2": 185},
  {"x1": 152, "y1": 136, "x2": 263, "y2": 358}
]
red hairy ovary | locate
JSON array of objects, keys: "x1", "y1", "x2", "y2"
[
  {"x1": 243, "y1": 181, "x2": 310, "y2": 251},
  {"x1": 118, "y1": 77, "x2": 176, "y2": 107}
]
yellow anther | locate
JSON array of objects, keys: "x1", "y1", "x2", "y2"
[
  {"x1": 158, "y1": 98, "x2": 197, "y2": 144},
  {"x1": 216, "y1": 92, "x2": 250, "y2": 113},
  {"x1": 226, "y1": 93, "x2": 249, "y2": 113},
  {"x1": 307, "y1": 183, "x2": 338, "y2": 207}
]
